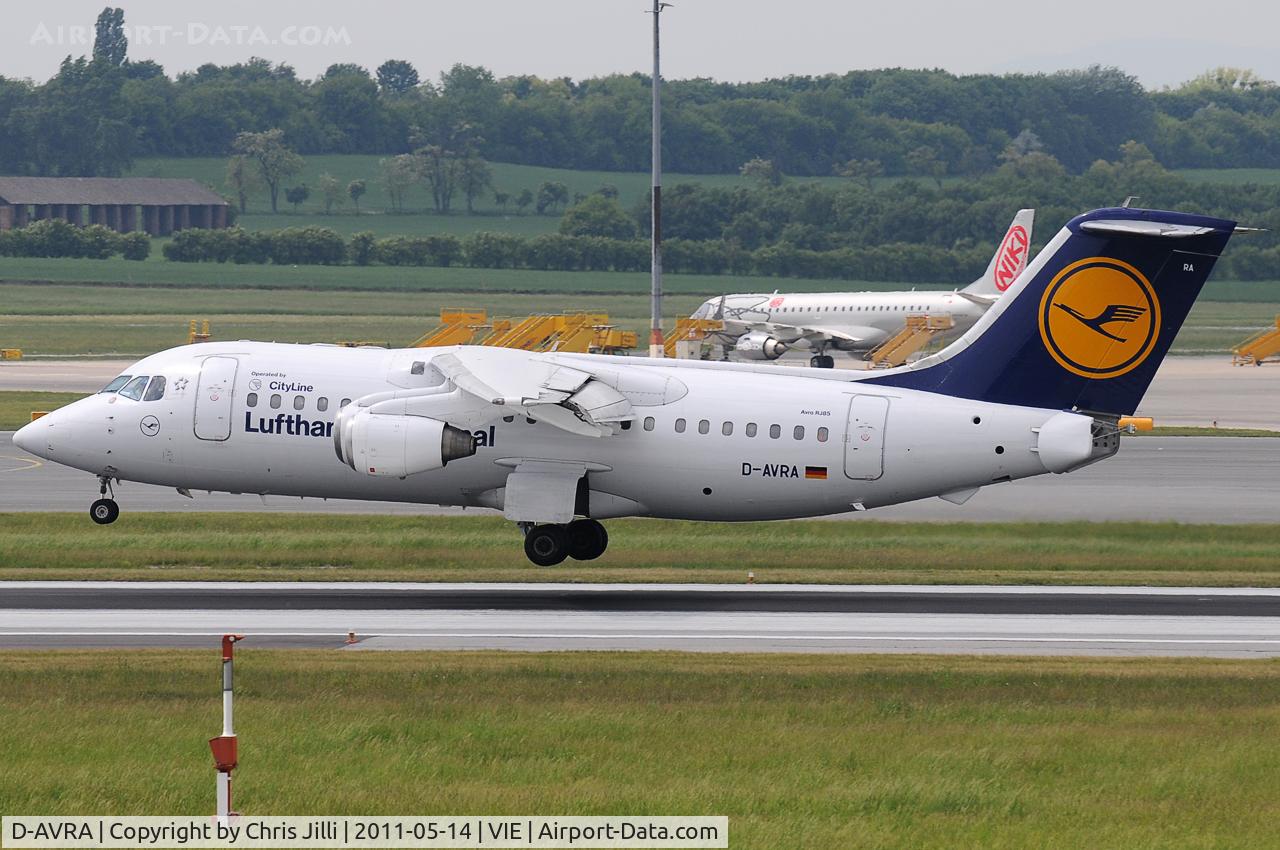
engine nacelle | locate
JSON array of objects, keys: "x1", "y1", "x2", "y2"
[
  {"x1": 334, "y1": 408, "x2": 476, "y2": 477},
  {"x1": 735, "y1": 331, "x2": 788, "y2": 360}
]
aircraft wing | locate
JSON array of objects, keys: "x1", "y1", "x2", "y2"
[
  {"x1": 746, "y1": 322, "x2": 874, "y2": 347},
  {"x1": 956, "y1": 291, "x2": 997, "y2": 306},
  {"x1": 434, "y1": 349, "x2": 635, "y2": 437},
  {"x1": 359, "y1": 348, "x2": 638, "y2": 439}
]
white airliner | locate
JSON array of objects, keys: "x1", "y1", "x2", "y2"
[
  {"x1": 13, "y1": 207, "x2": 1235, "y2": 565},
  {"x1": 692, "y1": 209, "x2": 1034, "y2": 367}
]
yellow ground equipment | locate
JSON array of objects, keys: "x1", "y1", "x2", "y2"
[
  {"x1": 663, "y1": 318, "x2": 726, "y2": 358},
  {"x1": 413, "y1": 309, "x2": 637, "y2": 355},
  {"x1": 868, "y1": 314, "x2": 956, "y2": 368},
  {"x1": 187, "y1": 320, "x2": 211, "y2": 344},
  {"x1": 410, "y1": 309, "x2": 492, "y2": 347},
  {"x1": 30, "y1": 411, "x2": 48, "y2": 421},
  {"x1": 1, "y1": 348, "x2": 21, "y2": 360},
  {"x1": 1232, "y1": 316, "x2": 1280, "y2": 366}
]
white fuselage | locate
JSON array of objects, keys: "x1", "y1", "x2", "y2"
[
  {"x1": 19, "y1": 341, "x2": 1104, "y2": 521},
  {"x1": 694, "y1": 290, "x2": 988, "y2": 352}
]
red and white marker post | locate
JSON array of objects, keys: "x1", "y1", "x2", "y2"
[{"x1": 209, "y1": 634, "x2": 245, "y2": 825}]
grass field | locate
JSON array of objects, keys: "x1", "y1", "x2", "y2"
[
  {"x1": 5, "y1": 650, "x2": 1280, "y2": 848},
  {"x1": 1141, "y1": 425, "x2": 1280, "y2": 437},
  {"x1": 0, "y1": 257, "x2": 893, "y2": 294},
  {"x1": 236, "y1": 210, "x2": 561, "y2": 237},
  {"x1": 3, "y1": 255, "x2": 1278, "y2": 300},
  {"x1": 0, "y1": 391, "x2": 84, "y2": 427},
  {"x1": 127, "y1": 155, "x2": 853, "y2": 216},
  {"x1": 1, "y1": 513, "x2": 1278, "y2": 585},
  {"x1": 1, "y1": 280, "x2": 1270, "y2": 356}
]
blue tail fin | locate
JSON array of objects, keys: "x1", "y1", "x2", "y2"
[{"x1": 866, "y1": 207, "x2": 1236, "y2": 415}]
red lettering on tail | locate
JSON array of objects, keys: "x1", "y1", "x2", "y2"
[{"x1": 993, "y1": 224, "x2": 1030, "y2": 291}]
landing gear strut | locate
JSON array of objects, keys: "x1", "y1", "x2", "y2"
[
  {"x1": 521, "y1": 519, "x2": 609, "y2": 566},
  {"x1": 90, "y1": 475, "x2": 119, "y2": 525}
]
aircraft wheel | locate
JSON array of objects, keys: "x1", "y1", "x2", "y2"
[
  {"x1": 524, "y1": 524, "x2": 569, "y2": 566},
  {"x1": 810, "y1": 355, "x2": 835, "y2": 369},
  {"x1": 89, "y1": 498, "x2": 119, "y2": 525},
  {"x1": 567, "y1": 519, "x2": 609, "y2": 561}
]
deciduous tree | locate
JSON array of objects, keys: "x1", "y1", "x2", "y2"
[{"x1": 232, "y1": 129, "x2": 303, "y2": 213}]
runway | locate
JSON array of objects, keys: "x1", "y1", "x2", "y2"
[
  {"x1": 2, "y1": 431, "x2": 1277, "y2": 522},
  {"x1": 3, "y1": 582, "x2": 1279, "y2": 657}
]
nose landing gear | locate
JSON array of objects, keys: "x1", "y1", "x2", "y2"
[
  {"x1": 90, "y1": 475, "x2": 120, "y2": 525},
  {"x1": 521, "y1": 519, "x2": 609, "y2": 566}
]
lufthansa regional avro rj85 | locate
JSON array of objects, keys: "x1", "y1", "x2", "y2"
[
  {"x1": 692, "y1": 209, "x2": 1034, "y2": 367},
  {"x1": 13, "y1": 207, "x2": 1237, "y2": 565}
]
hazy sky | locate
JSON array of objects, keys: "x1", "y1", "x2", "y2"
[{"x1": 4, "y1": 0, "x2": 1277, "y2": 89}]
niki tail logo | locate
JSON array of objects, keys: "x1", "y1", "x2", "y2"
[
  {"x1": 993, "y1": 224, "x2": 1030, "y2": 291},
  {"x1": 1038, "y1": 257, "x2": 1161, "y2": 379}
]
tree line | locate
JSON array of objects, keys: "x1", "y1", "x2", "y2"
[
  {"x1": 7, "y1": 9, "x2": 1280, "y2": 178},
  {"x1": 146, "y1": 143, "x2": 1280, "y2": 280}
]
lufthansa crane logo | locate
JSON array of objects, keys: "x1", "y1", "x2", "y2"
[{"x1": 1038, "y1": 258, "x2": 1161, "y2": 379}]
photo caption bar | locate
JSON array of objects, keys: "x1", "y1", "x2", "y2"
[{"x1": 3, "y1": 817, "x2": 728, "y2": 849}]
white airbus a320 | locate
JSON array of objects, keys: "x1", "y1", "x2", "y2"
[
  {"x1": 692, "y1": 209, "x2": 1033, "y2": 367},
  {"x1": 13, "y1": 207, "x2": 1236, "y2": 565}
]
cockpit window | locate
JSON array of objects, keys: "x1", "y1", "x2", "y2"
[
  {"x1": 143, "y1": 376, "x2": 166, "y2": 402},
  {"x1": 118, "y1": 375, "x2": 150, "y2": 401},
  {"x1": 99, "y1": 375, "x2": 131, "y2": 394}
]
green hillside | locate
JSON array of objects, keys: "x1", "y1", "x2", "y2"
[{"x1": 127, "y1": 155, "x2": 850, "y2": 217}]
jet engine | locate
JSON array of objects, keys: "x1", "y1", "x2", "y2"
[
  {"x1": 333, "y1": 408, "x2": 476, "y2": 477},
  {"x1": 734, "y1": 331, "x2": 788, "y2": 360}
]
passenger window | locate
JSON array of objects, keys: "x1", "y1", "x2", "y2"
[
  {"x1": 293, "y1": 395, "x2": 305, "y2": 411},
  {"x1": 769, "y1": 424, "x2": 781, "y2": 439},
  {"x1": 118, "y1": 376, "x2": 149, "y2": 401},
  {"x1": 340, "y1": 398, "x2": 351, "y2": 408},
  {"x1": 99, "y1": 375, "x2": 131, "y2": 394},
  {"x1": 247, "y1": 392, "x2": 258, "y2": 408},
  {"x1": 675, "y1": 418, "x2": 686, "y2": 433},
  {"x1": 698, "y1": 419, "x2": 710, "y2": 435},
  {"x1": 317, "y1": 397, "x2": 329, "y2": 412},
  {"x1": 143, "y1": 376, "x2": 166, "y2": 401},
  {"x1": 270, "y1": 394, "x2": 282, "y2": 409},
  {"x1": 643, "y1": 417, "x2": 655, "y2": 431},
  {"x1": 817, "y1": 426, "x2": 829, "y2": 443},
  {"x1": 722, "y1": 421, "x2": 733, "y2": 436},
  {"x1": 794, "y1": 425, "x2": 805, "y2": 440},
  {"x1": 746, "y1": 422, "x2": 758, "y2": 437}
]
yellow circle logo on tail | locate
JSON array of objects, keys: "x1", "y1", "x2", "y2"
[{"x1": 1038, "y1": 258, "x2": 1161, "y2": 379}]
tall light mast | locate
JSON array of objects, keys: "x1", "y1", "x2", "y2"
[{"x1": 648, "y1": 1, "x2": 671, "y2": 358}]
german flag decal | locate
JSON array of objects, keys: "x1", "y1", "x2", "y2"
[{"x1": 804, "y1": 466, "x2": 828, "y2": 480}]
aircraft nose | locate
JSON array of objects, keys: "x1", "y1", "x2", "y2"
[{"x1": 12, "y1": 417, "x2": 45, "y2": 456}]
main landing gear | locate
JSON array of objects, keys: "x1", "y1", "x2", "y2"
[
  {"x1": 522, "y1": 519, "x2": 609, "y2": 566},
  {"x1": 809, "y1": 354, "x2": 835, "y2": 369},
  {"x1": 90, "y1": 475, "x2": 119, "y2": 525}
]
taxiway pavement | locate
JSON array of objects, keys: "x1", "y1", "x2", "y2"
[{"x1": 2, "y1": 582, "x2": 1277, "y2": 656}]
